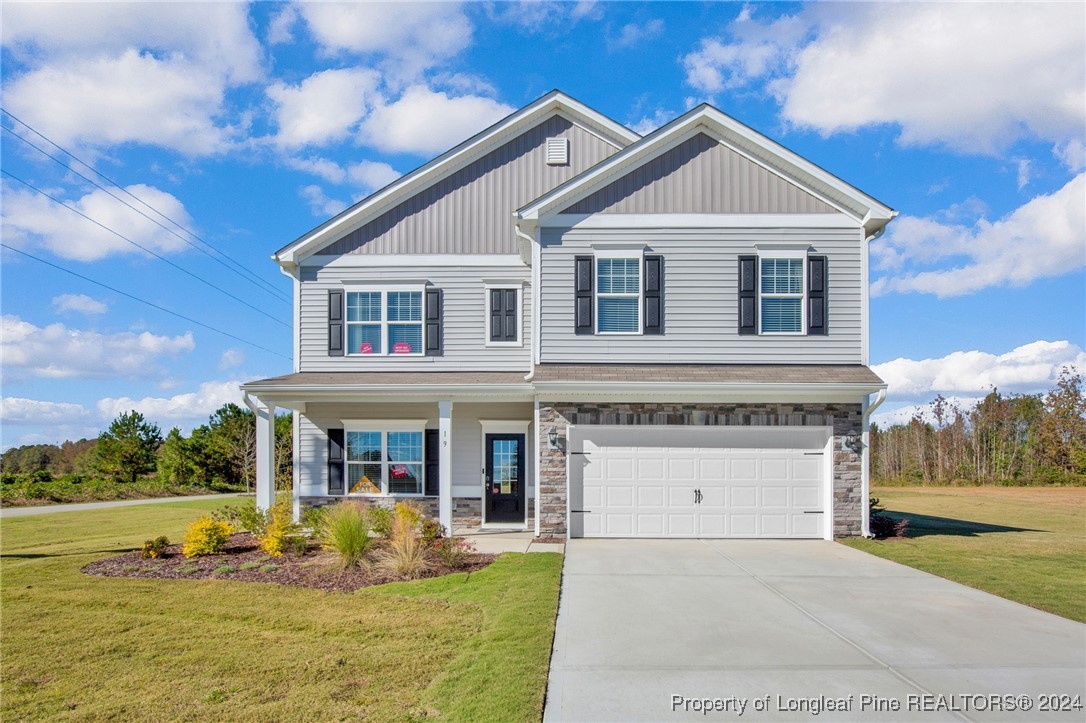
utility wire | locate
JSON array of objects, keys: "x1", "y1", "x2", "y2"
[
  {"x1": 2, "y1": 169, "x2": 289, "y2": 329},
  {"x1": 1, "y1": 243, "x2": 291, "y2": 360},
  {"x1": 0, "y1": 108, "x2": 290, "y2": 303}
]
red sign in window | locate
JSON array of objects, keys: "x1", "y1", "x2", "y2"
[
  {"x1": 390, "y1": 465, "x2": 410, "y2": 479},
  {"x1": 359, "y1": 342, "x2": 373, "y2": 354},
  {"x1": 393, "y1": 342, "x2": 413, "y2": 354}
]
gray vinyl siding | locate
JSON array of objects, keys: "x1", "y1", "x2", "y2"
[
  {"x1": 319, "y1": 116, "x2": 620, "y2": 256},
  {"x1": 299, "y1": 261, "x2": 531, "y2": 371},
  {"x1": 297, "y1": 402, "x2": 534, "y2": 499},
  {"x1": 563, "y1": 133, "x2": 835, "y2": 215},
  {"x1": 539, "y1": 225, "x2": 863, "y2": 364}
]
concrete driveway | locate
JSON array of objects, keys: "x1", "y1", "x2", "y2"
[{"x1": 544, "y1": 540, "x2": 1085, "y2": 722}]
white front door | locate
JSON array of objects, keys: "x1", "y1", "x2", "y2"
[{"x1": 570, "y1": 427, "x2": 829, "y2": 539}]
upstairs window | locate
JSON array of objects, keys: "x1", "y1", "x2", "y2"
[
  {"x1": 346, "y1": 290, "x2": 423, "y2": 355},
  {"x1": 596, "y1": 257, "x2": 641, "y2": 334},
  {"x1": 759, "y1": 258, "x2": 804, "y2": 334}
]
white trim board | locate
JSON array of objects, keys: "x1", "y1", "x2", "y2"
[{"x1": 545, "y1": 213, "x2": 859, "y2": 229}]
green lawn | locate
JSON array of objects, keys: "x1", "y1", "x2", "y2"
[
  {"x1": 1, "y1": 498, "x2": 563, "y2": 721},
  {"x1": 843, "y1": 486, "x2": 1086, "y2": 622}
]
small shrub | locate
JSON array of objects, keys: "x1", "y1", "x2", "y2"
[
  {"x1": 213, "y1": 565, "x2": 235, "y2": 575},
  {"x1": 181, "y1": 516, "x2": 234, "y2": 558},
  {"x1": 178, "y1": 564, "x2": 200, "y2": 575},
  {"x1": 239, "y1": 561, "x2": 261, "y2": 571},
  {"x1": 369, "y1": 506, "x2": 394, "y2": 538},
  {"x1": 140, "y1": 536, "x2": 170, "y2": 559},
  {"x1": 318, "y1": 502, "x2": 373, "y2": 568},
  {"x1": 31, "y1": 470, "x2": 52, "y2": 484},
  {"x1": 215, "y1": 501, "x2": 268, "y2": 536},
  {"x1": 433, "y1": 537, "x2": 476, "y2": 569},
  {"x1": 393, "y1": 501, "x2": 423, "y2": 536},
  {"x1": 259, "y1": 502, "x2": 299, "y2": 557},
  {"x1": 419, "y1": 517, "x2": 445, "y2": 545},
  {"x1": 301, "y1": 506, "x2": 326, "y2": 535},
  {"x1": 285, "y1": 534, "x2": 309, "y2": 557},
  {"x1": 121, "y1": 564, "x2": 140, "y2": 573},
  {"x1": 259, "y1": 564, "x2": 278, "y2": 573}
]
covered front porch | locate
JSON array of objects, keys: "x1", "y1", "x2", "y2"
[{"x1": 239, "y1": 372, "x2": 537, "y2": 535}]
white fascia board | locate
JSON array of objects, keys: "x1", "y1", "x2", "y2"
[
  {"x1": 519, "y1": 105, "x2": 895, "y2": 227},
  {"x1": 531, "y1": 381, "x2": 886, "y2": 403},
  {"x1": 277, "y1": 92, "x2": 638, "y2": 267},
  {"x1": 305, "y1": 254, "x2": 527, "y2": 269},
  {"x1": 545, "y1": 213, "x2": 862, "y2": 229},
  {"x1": 240, "y1": 384, "x2": 535, "y2": 404}
]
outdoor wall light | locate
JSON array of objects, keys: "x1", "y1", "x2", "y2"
[
  {"x1": 547, "y1": 426, "x2": 560, "y2": 450},
  {"x1": 845, "y1": 433, "x2": 865, "y2": 453}
]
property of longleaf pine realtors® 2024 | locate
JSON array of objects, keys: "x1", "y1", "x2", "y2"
[{"x1": 669, "y1": 693, "x2": 1079, "y2": 715}]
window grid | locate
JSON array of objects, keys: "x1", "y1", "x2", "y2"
[
  {"x1": 596, "y1": 257, "x2": 641, "y2": 334},
  {"x1": 759, "y1": 258, "x2": 804, "y2": 334},
  {"x1": 345, "y1": 430, "x2": 424, "y2": 495},
  {"x1": 346, "y1": 290, "x2": 423, "y2": 355}
]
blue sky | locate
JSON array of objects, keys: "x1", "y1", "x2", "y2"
[{"x1": 1, "y1": 1, "x2": 1084, "y2": 448}]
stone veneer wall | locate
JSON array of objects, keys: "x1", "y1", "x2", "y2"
[{"x1": 537, "y1": 402, "x2": 863, "y2": 539}]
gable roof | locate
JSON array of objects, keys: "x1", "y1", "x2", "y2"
[
  {"x1": 516, "y1": 104, "x2": 896, "y2": 236},
  {"x1": 275, "y1": 90, "x2": 641, "y2": 267}
]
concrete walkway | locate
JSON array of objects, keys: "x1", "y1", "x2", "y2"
[
  {"x1": 453, "y1": 528, "x2": 565, "y2": 554},
  {"x1": 0, "y1": 493, "x2": 244, "y2": 518},
  {"x1": 545, "y1": 539, "x2": 1086, "y2": 722}
]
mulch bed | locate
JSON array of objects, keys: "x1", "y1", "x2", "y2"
[{"x1": 82, "y1": 533, "x2": 497, "y2": 593}]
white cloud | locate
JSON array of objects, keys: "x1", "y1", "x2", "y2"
[
  {"x1": 346, "y1": 160, "x2": 400, "y2": 192},
  {"x1": 608, "y1": 19, "x2": 665, "y2": 50},
  {"x1": 96, "y1": 380, "x2": 244, "y2": 423},
  {"x1": 1016, "y1": 159, "x2": 1032, "y2": 191},
  {"x1": 630, "y1": 108, "x2": 675, "y2": 136},
  {"x1": 872, "y1": 340, "x2": 1086, "y2": 400},
  {"x1": 0, "y1": 315, "x2": 195, "y2": 380},
  {"x1": 2, "y1": 3, "x2": 262, "y2": 155},
  {"x1": 267, "y1": 68, "x2": 380, "y2": 149},
  {"x1": 359, "y1": 86, "x2": 514, "y2": 156},
  {"x1": 267, "y1": 4, "x2": 300, "y2": 45},
  {"x1": 299, "y1": 185, "x2": 347, "y2": 218},
  {"x1": 683, "y1": 3, "x2": 1085, "y2": 163},
  {"x1": 218, "y1": 349, "x2": 245, "y2": 370},
  {"x1": 871, "y1": 174, "x2": 1086, "y2": 297},
  {"x1": 0, "y1": 397, "x2": 92, "y2": 425},
  {"x1": 2, "y1": 182, "x2": 195, "y2": 262},
  {"x1": 486, "y1": 1, "x2": 602, "y2": 33},
  {"x1": 297, "y1": 2, "x2": 472, "y2": 80},
  {"x1": 52, "y1": 294, "x2": 107, "y2": 315}
]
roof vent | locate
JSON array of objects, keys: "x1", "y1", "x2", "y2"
[{"x1": 546, "y1": 137, "x2": 569, "y2": 166}]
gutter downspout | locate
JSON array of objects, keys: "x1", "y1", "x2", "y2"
[{"x1": 860, "y1": 388, "x2": 887, "y2": 537}]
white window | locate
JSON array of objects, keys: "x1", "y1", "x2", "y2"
[
  {"x1": 596, "y1": 256, "x2": 641, "y2": 334},
  {"x1": 760, "y1": 257, "x2": 805, "y2": 334},
  {"x1": 345, "y1": 429, "x2": 424, "y2": 495},
  {"x1": 346, "y1": 290, "x2": 423, "y2": 355}
]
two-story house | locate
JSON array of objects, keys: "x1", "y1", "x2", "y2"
[{"x1": 241, "y1": 91, "x2": 895, "y2": 540}]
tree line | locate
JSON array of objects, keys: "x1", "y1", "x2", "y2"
[
  {"x1": 871, "y1": 366, "x2": 1086, "y2": 485},
  {"x1": 1, "y1": 403, "x2": 293, "y2": 491}
]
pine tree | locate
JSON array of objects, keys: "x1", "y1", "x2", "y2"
[{"x1": 96, "y1": 411, "x2": 163, "y2": 483}]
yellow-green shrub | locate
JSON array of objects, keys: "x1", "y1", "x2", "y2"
[
  {"x1": 392, "y1": 501, "x2": 423, "y2": 541},
  {"x1": 259, "y1": 502, "x2": 297, "y2": 557},
  {"x1": 181, "y1": 516, "x2": 234, "y2": 558},
  {"x1": 140, "y1": 536, "x2": 170, "y2": 559}
]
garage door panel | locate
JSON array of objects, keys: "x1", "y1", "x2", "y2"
[{"x1": 575, "y1": 430, "x2": 826, "y2": 539}]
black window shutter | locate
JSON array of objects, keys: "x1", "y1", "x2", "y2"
[
  {"x1": 503, "y1": 289, "x2": 518, "y2": 341},
  {"x1": 328, "y1": 290, "x2": 344, "y2": 356},
  {"x1": 574, "y1": 255, "x2": 594, "y2": 335},
  {"x1": 644, "y1": 255, "x2": 663, "y2": 335},
  {"x1": 489, "y1": 289, "x2": 503, "y2": 342},
  {"x1": 425, "y1": 429, "x2": 440, "y2": 496},
  {"x1": 328, "y1": 428, "x2": 345, "y2": 495},
  {"x1": 808, "y1": 255, "x2": 828, "y2": 335},
  {"x1": 738, "y1": 255, "x2": 758, "y2": 335},
  {"x1": 425, "y1": 288, "x2": 443, "y2": 355}
]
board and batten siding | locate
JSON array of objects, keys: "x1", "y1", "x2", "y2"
[
  {"x1": 318, "y1": 115, "x2": 620, "y2": 256},
  {"x1": 563, "y1": 133, "x2": 836, "y2": 215},
  {"x1": 298, "y1": 261, "x2": 531, "y2": 371},
  {"x1": 298, "y1": 402, "x2": 534, "y2": 499},
  {"x1": 539, "y1": 225, "x2": 864, "y2": 364}
]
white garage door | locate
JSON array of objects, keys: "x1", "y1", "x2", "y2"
[{"x1": 570, "y1": 427, "x2": 829, "y2": 539}]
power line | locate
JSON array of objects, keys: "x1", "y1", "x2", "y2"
[
  {"x1": 2, "y1": 169, "x2": 289, "y2": 329},
  {"x1": 1, "y1": 243, "x2": 291, "y2": 360},
  {"x1": 0, "y1": 108, "x2": 290, "y2": 303}
]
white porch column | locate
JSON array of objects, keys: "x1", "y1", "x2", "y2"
[
  {"x1": 438, "y1": 400, "x2": 453, "y2": 532},
  {"x1": 255, "y1": 401, "x2": 276, "y2": 512}
]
